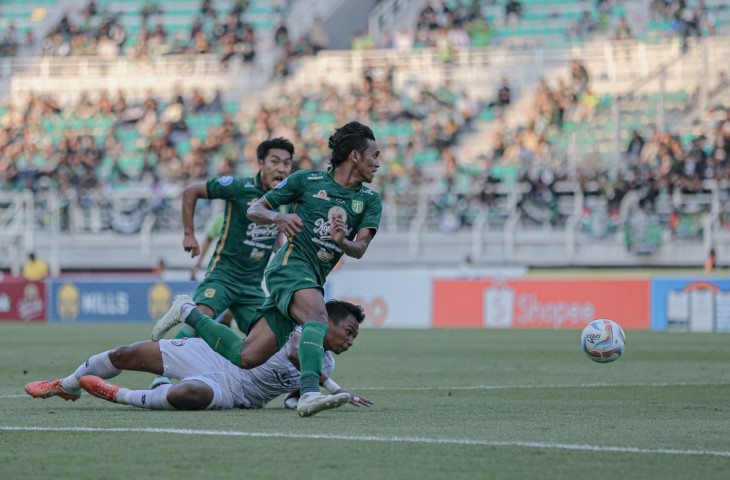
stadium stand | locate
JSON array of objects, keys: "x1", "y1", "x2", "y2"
[{"x1": 2, "y1": 0, "x2": 730, "y2": 272}]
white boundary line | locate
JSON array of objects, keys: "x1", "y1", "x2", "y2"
[
  {"x1": 1, "y1": 426, "x2": 729, "y2": 458},
  {"x1": 3, "y1": 381, "x2": 730, "y2": 398}
]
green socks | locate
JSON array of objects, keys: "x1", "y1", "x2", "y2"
[
  {"x1": 173, "y1": 325, "x2": 196, "y2": 340},
  {"x1": 299, "y1": 321, "x2": 328, "y2": 395},
  {"x1": 187, "y1": 310, "x2": 244, "y2": 367}
]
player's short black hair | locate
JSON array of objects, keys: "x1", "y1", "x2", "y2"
[
  {"x1": 257, "y1": 137, "x2": 295, "y2": 161},
  {"x1": 326, "y1": 299, "x2": 366, "y2": 325},
  {"x1": 327, "y1": 121, "x2": 375, "y2": 170}
]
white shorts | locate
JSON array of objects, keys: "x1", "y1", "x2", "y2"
[{"x1": 159, "y1": 338, "x2": 247, "y2": 410}]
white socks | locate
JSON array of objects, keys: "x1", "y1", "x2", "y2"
[
  {"x1": 61, "y1": 351, "x2": 122, "y2": 391},
  {"x1": 115, "y1": 384, "x2": 176, "y2": 410}
]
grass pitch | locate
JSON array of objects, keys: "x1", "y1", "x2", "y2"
[{"x1": 2, "y1": 323, "x2": 730, "y2": 480}]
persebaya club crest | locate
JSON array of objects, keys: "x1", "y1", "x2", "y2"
[{"x1": 352, "y1": 200, "x2": 364, "y2": 213}]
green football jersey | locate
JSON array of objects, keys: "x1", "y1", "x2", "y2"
[
  {"x1": 205, "y1": 174, "x2": 283, "y2": 283},
  {"x1": 262, "y1": 169, "x2": 382, "y2": 285}
]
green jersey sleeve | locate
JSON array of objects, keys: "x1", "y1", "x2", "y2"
[
  {"x1": 359, "y1": 192, "x2": 382, "y2": 233},
  {"x1": 262, "y1": 170, "x2": 306, "y2": 209},
  {"x1": 206, "y1": 176, "x2": 249, "y2": 200}
]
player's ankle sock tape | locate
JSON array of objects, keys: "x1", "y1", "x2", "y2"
[
  {"x1": 184, "y1": 308, "x2": 204, "y2": 328},
  {"x1": 299, "y1": 322, "x2": 328, "y2": 395}
]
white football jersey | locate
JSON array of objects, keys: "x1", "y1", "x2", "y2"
[{"x1": 234, "y1": 326, "x2": 335, "y2": 408}]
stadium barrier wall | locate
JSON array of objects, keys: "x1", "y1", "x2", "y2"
[
  {"x1": 2, "y1": 275, "x2": 729, "y2": 332},
  {"x1": 0, "y1": 276, "x2": 46, "y2": 322}
]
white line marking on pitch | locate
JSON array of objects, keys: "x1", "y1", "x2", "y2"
[
  {"x1": 2, "y1": 381, "x2": 729, "y2": 398},
  {"x1": 1, "y1": 426, "x2": 729, "y2": 458}
]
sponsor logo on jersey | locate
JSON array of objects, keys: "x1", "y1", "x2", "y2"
[
  {"x1": 274, "y1": 178, "x2": 288, "y2": 189},
  {"x1": 250, "y1": 249, "x2": 266, "y2": 260},
  {"x1": 218, "y1": 176, "x2": 234, "y2": 186},
  {"x1": 247, "y1": 223, "x2": 279, "y2": 240},
  {"x1": 307, "y1": 174, "x2": 323, "y2": 181},
  {"x1": 316, "y1": 248, "x2": 335, "y2": 262},
  {"x1": 313, "y1": 190, "x2": 330, "y2": 200},
  {"x1": 314, "y1": 206, "x2": 351, "y2": 240},
  {"x1": 204, "y1": 288, "x2": 216, "y2": 298},
  {"x1": 352, "y1": 200, "x2": 364, "y2": 214},
  {"x1": 171, "y1": 339, "x2": 185, "y2": 346}
]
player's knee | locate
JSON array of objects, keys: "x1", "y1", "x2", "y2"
[
  {"x1": 108, "y1": 345, "x2": 134, "y2": 369},
  {"x1": 167, "y1": 382, "x2": 213, "y2": 410},
  {"x1": 239, "y1": 350, "x2": 265, "y2": 370}
]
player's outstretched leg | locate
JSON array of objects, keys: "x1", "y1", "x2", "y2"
[
  {"x1": 151, "y1": 295, "x2": 196, "y2": 341},
  {"x1": 296, "y1": 392, "x2": 351, "y2": 417},
  {"x1": 25, "y1": 379, "x2": 81, "y2": 402}
]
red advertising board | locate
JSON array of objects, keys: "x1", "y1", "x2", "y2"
[
  {"x1": 0, "y1": 276, "x2": 46, "y2": 322},
  {"x1": 433, "y1": 279, "x2": 650, "y2": 329}
]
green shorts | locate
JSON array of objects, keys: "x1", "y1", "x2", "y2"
[
  {"x1": 193, "y1": 272, "x2": 265, "y2": 335},
  {"x1": 260, "y1": 262, "x2": 323, "y2": 347}
]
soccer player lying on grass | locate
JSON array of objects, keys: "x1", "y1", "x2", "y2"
[{"x1": 25, "y1": 300, "x2": 372, "y2": 415}]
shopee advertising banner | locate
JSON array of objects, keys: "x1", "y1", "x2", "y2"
[
  {"x1": 433, "y1": 279, "x2": 651, "y2": 329},
  {"x1": 326, "y1": 270, "x2": 431, "y2": 328},
  {"x1": 0, "y1": 276, "x2": 46, "y2": 322}
]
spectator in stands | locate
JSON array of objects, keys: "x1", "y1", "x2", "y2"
[
  {"x1": 488, "y1": 77, "x2": 512, "y2": 110},
  {"x1": 505, "y1": 0, "x2": 523, "y2": 27},
  {"x1": 308, "y1": 17, "x2": 329, "y2": 55},
  {"x1": 626, "y1": 130, "x2": 645, "y2": 164},
  {"x1": 570, "y1": 59, "x2": 590, "y2": 97},
  {"x1": 704, "y1": 248, "x2": 717, "y2": 272},
  {"x1": 22, "y1": 253, "x2": 50, "y2": 281}
]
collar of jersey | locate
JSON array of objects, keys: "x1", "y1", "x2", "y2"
[{"x1": 326, "y1": 168, "x2": 363, "y2": 192}]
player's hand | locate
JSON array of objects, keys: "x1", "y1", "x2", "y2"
[
  {"x1": 330, "y1": 214, "x2": 347, "y2": 245},
  {"x1": 183, "y1": 233, "x2": 200, "y2": 258},
  {"x1": 336, "y1": 389, "x2": 373, "y2": 407},
  {"x1": 274, "y1": 213, "x2": 303, "y2": 239}
]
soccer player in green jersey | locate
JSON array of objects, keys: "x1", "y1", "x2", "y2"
[
  {"x1": 151, "y1": 121, "x2": 382, "y2": 416},
  {"x1": 148, "y1": 138, "x2": 294, "y2": 388}
]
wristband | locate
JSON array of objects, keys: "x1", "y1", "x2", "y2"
[{"x1": 323, "y1": 378, "x2": 341, "y2": 394}]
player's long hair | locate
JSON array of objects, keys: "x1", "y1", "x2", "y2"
[
  {"x1": 257, "y1": 137, "x2": 295, "y2": 160},
  {"x1": 326, "y1": 300, "x2": 366, "y2": 325},
  {"x1": 327, "y1": 121, "x2": 375, "y2": 170}
]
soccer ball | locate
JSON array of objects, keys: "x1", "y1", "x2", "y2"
[{"x1": 580, "y1": 319, "x2": 626, "y2": 363}]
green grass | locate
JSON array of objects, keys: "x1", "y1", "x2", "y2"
[{"x1": 2, "y1": 324, "x2": 730, "y2": 479}]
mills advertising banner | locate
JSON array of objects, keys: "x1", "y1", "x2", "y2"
[
  {"x1": 48, "y1": 279, "x2": 197, "y2": 323},
  {"x1": 433, "y1": 279, "x2": 651, "y2": 330}
]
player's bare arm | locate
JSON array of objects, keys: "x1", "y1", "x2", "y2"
[
  {"x1": 247, "y1": 197, "x2": 303, "y2": 238},
  {"x1": 181, "y1": 182, "x2": 208, "y2": 258},
  {"x1": 332, "y1": 223, "x2": 376, "y2": 259}
]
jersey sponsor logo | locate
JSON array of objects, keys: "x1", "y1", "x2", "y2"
[
  {"x1": 250, "y1": 248, "x2": 266, "y2": 260},
  {"x1": 246, "y1": 223, "x2": 279, "y2": 240},
  {"x1": 218, "y1": 176, "x2": 234, "y2": 186},
  {"x1": 352, "y1": 200, "x2": 364, "y2": 213},
  {"x1": 317, "y1": 248, "x2": 335, "y2": 262},
  {"x1": 312, "y1": 190, "x2": 330, "y2": 201},
  {"x1": 204, "y1": 288, "x2": 216, "y2": 298},
  {"x1": 307, "y1": 174, "x2": 323, "y2": 180},
  {"x1": 171, "y1": 339, "x2": 185, "y2": 346},
  {"x1": 244, "y1": 182, "x2": 254, "y2": 188},
  {"x1": 314, "y1": 206, "x2": 351, "y2": 240},
  {"x1": 274, "y1": 178, "x2": 288, "y2": 189}
]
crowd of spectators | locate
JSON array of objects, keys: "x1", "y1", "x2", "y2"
[{"x1": 38, "y1": 0, "x2": 261, "y2": 63}]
